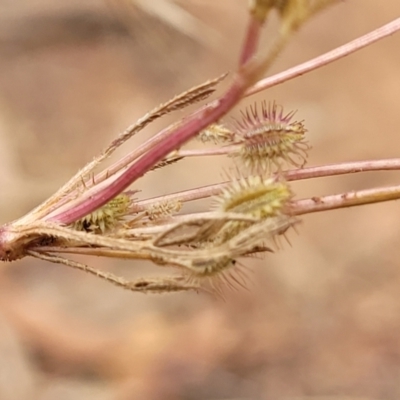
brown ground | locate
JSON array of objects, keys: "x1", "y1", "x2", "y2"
[{"x1": 0, "y1": 1, "x2": 400, "y2": 399}]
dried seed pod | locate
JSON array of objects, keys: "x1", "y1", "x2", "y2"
[
  {"x1": 173, "y1": 180, "x2": 295, "y2": 293},
  {"x1": 71, "y1": 194, "x2": 130, "y2": 234},
  {"x1": 198, "y1": 123, "x2": 235, "y2": 144},
  {"x1": 145, "y1": 200, "x2": 182, "y2": 221},
  {"x1": 184, "y1": 257, "x2": 249, "y2": 295},
  {"x1": 231, "y1": 101, "x2": 309, "y2": 172},
  {"x1": 215, "y1": 175, "x2": 292, "y2": 243},
  {"x1": 218, "y1": 175, "x2": 291, "y2": 217}
]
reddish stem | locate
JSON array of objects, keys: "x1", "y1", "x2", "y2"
[
  {"x1": 245, "y1": 17, "x2": 400, "y2": 96},
  {"x1": 240, "y1": 18, "x2": 263, "y2": 66},
  {"x1": 51, "y1": 83, "x2": 247, "y2": 225},
  {"x1": 49, "y1": 10, "x2": 268, "y2": 225},
  {"x1": 133, "y1": 158, "x2": 400, "y2": 211}
]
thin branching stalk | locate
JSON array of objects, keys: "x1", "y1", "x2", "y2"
[
  {"x1": 246, "y1": 17, "x2": 400, "y2": 96},
  {"x1": 292, "y1": 185, "x2": 400, "y2": 215},
  {"x1": 133, "y1": 158, "x2": 400, "y2": 210}
]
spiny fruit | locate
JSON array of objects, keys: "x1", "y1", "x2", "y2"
[
  {"x1": 71, "y1": 194, "x2": 130, "y2": 234},
  {"x1": 231, "y1": 101, "x2": 309, "y2": 172}
]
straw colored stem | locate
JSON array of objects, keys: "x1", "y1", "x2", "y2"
[{"x1": 292, "y1": 185, "x2": 400, "y2": 215}]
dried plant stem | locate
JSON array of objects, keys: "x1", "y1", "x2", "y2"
[
  {"x1": 34, "y1": 247, "x2": 155, "y2": 260},
  {"x1": 138, "y1": 182, "x2": 400, "y2": 219},
  {"x1": 133, "y1": 158, "x2": 400, "y2": 211},
  {"x1": 28, "y1": 251, "x2": 198, "y2": 293},
  {"x1": 292, "y1": 185, "x2": 400, "y2": 215}
]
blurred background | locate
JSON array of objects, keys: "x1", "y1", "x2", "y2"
[{"x1": 0, "y1": 1, "x2": 400, "y2": 399}]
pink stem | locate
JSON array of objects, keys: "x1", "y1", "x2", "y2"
[
  {"x1": 285, "y1": 158, "x2": 400, "y2": 181},
  {"x1": 240, "y1": 18, "x2": 263, "y2": 66},
  {"x1": 85, "y1": 18, "x2": 400, "y2": 194},
  {"x1": 49, "y1": 11, "x2": 269, "y2": 225},
  {"x1": 90, "y1": 14, "x2": 265, "y2": 187},
  {"x1": 246, "y1": 17, "x2": 400, "y2": 96},
  {"x1": 92, "y1": 102, "x2": 211, "y2": 187},
  {"x1": 48, "y1": 17, "x2": 400, "y2": 225},
  {"x1": 51, "y1": 83, "x2": 247, "y2": 225},
  {"x1": 133, "y1": 158, "x2": 400, "y2": 211}
]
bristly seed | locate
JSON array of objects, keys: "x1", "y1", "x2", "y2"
[
  {"x1": 71, "y1": 194, "x2": 130, "y2": 234},
  {"x1": 230, "y1": 101, "x2": 309, "y2": 173}
]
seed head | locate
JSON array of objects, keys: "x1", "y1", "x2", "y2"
[
  {"x1": 198, "y1": 123, "x2": 235, "y2": 144},
  {"x1": 71, "y1": 194, "x2": 130, "y2": 234},
  {"x1": 231, "y1": 101, "x2": 309, "y2": 172},
  {"x1": 215, "y1": 175, "x2": 292, "y2": 243},
  {"x1": 146, "y1": 200, "x2": 182, "y2": 222},
  {"x1": 184, "y1": 257, "x2": 249, "y2": 296},
  {"x1": 218, "y1": 175, "x2": 291, "y2": 217}
]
